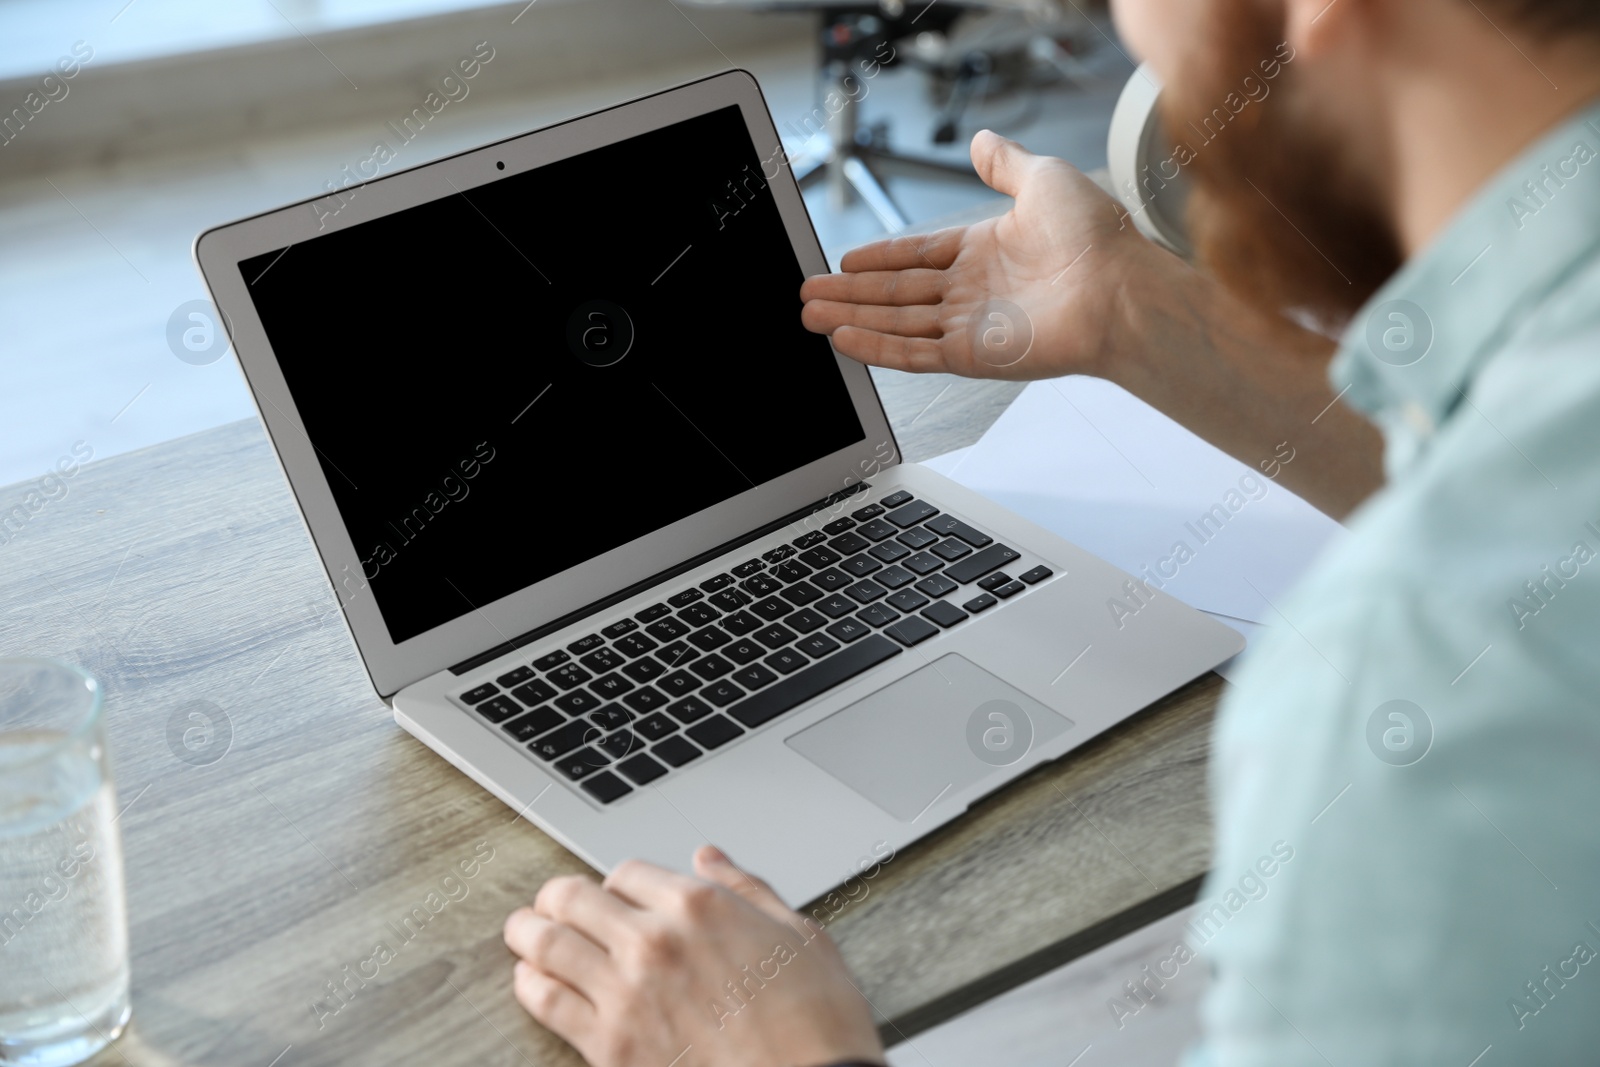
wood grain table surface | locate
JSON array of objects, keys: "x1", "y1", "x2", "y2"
[{"x1": 2, "y1": 363, "x2": 1223, "y2": 1067}]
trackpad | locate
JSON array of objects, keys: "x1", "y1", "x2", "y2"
[{"x1": 785, "y1": 654, "x2": 1073, "y2": 821}]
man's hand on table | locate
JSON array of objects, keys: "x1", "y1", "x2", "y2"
[
  {"x1": 505, "y1": 845, "x2": 883, "y2": 1067},
  {"x1": 800, "y1": 130, "x2": 1385, "y2": 520}
]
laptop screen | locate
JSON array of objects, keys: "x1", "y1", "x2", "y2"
[{"x1": 238, "y1": 103, "x2": 865, "y2": 644}]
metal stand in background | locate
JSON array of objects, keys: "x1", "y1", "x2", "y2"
[{"x1": 789, "y1": 11, "x2": 987, "y2": 233}]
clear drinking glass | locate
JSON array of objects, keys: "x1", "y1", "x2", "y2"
[{"x1": 0, "y1": 659, "x2": 130, "y2": 1066}]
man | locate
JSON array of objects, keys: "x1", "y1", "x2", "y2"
[{"x1": 503, "y1": 0, "x2": 1600, "y2": 1062}]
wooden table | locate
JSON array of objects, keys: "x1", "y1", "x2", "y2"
[{"x1": 1, "y1": 368, "x2": 1222, "y2": 1067}]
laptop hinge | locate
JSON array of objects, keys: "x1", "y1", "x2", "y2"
[{"x1": 448, "y1": 481, "x2": 872, "y2": 676}]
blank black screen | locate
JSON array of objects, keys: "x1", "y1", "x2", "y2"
[{"x1": 240, "y1": 104, "x2": 864, "y2": 643}]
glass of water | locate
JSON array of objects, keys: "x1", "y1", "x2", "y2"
[{"x1": 0, "y1": 659, "x2": 130, "y2": 1066}]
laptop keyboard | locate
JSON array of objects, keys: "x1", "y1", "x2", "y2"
[{"x1": 451, "y1": 490, "x2": 1054, "y2": 806}]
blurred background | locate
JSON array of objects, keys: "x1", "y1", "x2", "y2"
[{"x1": 0, "y1": 0, "x2": 1131, "y2": 488}]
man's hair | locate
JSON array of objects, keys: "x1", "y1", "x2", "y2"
[{"x1": 1477, "y1": 0, "x2": 1600, "y2": 36}]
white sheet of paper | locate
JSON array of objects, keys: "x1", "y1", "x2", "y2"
[{"x1": 923, "y1": 377, "x2": 1344, "y2": 623}]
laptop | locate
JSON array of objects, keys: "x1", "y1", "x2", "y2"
[{"x1": 195, "y1": 69, "x2": 1242, "y2": 906}]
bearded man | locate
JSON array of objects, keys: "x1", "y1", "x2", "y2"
[{"x1": 502, "y1": 2, "x2": 1600, "y2": 1062}]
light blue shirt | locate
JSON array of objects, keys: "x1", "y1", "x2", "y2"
[{"x1": 1184, "y1": 99, "x2": 1600, "y2": 1064}]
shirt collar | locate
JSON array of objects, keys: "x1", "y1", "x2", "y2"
[{"x1": 1330, "y1": 98, "x2": 1600, "y2": 477}]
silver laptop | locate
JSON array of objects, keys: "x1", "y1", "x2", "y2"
[{"x1": 195, "y1": 69, "x2": 1241, "y2": 906}]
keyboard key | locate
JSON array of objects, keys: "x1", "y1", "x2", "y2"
[
  {"x1": 779, "y1": 581, "x2": 823, "y2": 606},
  {"x1": 529, "y1": 720, "x2": 595, "y2": 760},
  {"x1": 568, "y1": 633, "x2": 605, "y2": 654},
  {"x1": 993, "y1": 579, "x2": 1027, "y2": 599},
  {"x1": 666, "y1": 695, "x2": 714, "y2": 723},
  {"x1": 978, "y1": 572, "x2": 1012, "y2": 591},
  {"x1": 838, "y1": 554, "x2": 882, "y2": 578},
  {"x1": 511, "y1": 679, "x2": 558, "y2": 706},
  {"x1": 880, "y1": 490, "x2": 914, "y2": 508},
  {"x1": 701, "y1": 681, "x2": 746, "y2": 707},
  {"x1": 597, "y1": 730, "x2": 642, "y2": 761},
  {"x1": 886, "y1": 589, "x2": 931, "y2": 613},
  {"x1": 764, "y1": 648, "x2": 808, "y2": 674},
  {"x1": 667, "y1": 588, "x2": 704, "y2": 608},
  {"x1": 903, "y1": 552, "x2": 944, "y2": 576},
  {"x1": 700, "y1": 573, "x2": 735, "y2": 593},
  {"x1": 886, "y1": 499, "x2": 939, "y2": 527},
  {"x1": 653, "y1": 735, "x2": 702, "y2": 767},
  {"x1": 688, "y1": 714, "x2": 744, "y2": 749},
  {"x1": 915, "y1": 574, "x2": 959, "y2": 598},
  {"x1": 931, "y1": 538, "x2": 973, "y2": 562},
  {"x1": 657, "y1": 670, "x2": 702, "y2": 696},
  {"x1": 589, "y1": 703, "x2": 634, "y2": 731},
  {"x1": 602, "y1": 618, "x2": 639, "y2": 639},
  {"x1": 885, "y1": 616, "x2": 940, "y2": 646},
  {"x1": 875, "y1": 565, "x2": 915, "y2": 590},
  {"x1": 822, "y1": 517, "x2": 856, "y2": 535},
  {"x1": 786, "y1": 608, "x2": 827, "y2": 633},
  {"x1": 869, "y1": 540, "x2": 910, "y2": 563},
  {"x1": 796, "y1": 633, "x2": 841, "y2": 658},
  {"x1": 721, "y1": 610, "x2": 762, "y2": 636},
  {"x1": 533, "y1": 650, "x2": 571, "y2": 672},
  {"x1": 503, "y1": 706, "x2": 563, "y2": 742},
  {"x1": 798, "y1": 546, "x2": 842, "y2": 568},
  {"x1": 460, "y1": 683, "x2": 498, "y2": 705},
  {"x1": 763, "y1": 544, "x2": 797, "y2": 563},
  {"x1": 753, "y1": 624, "x2": 798, "y2": 649},
  {"x1": 622, "y1": 686, "x2": 669, "y2": 713},
  {"x1": 732, "y1": 664, "x2": 778, "y2": 690},
  {"x1": 727, "y1": 633, "x2": 900, "y2": 729},
  {"x1": 635, "y1": 603, "x2": 671, "y2": 623},
  {"x1": 858, "y1": 518, "x2": 897, "y2": 541},
  {"x1": 617, "y1": 752, "x2": 668, "y2": 785},
  {"x1": 556, "y1": 748, "x2": 607, "y2": 780},
  {"x1": 1020, "y1": 565, "x2": 1054, "y2": 584},
  {"x1": 897, "y1": 527, "x2": 939, "y2": 549},
  {"x1": 709, "y1": 589, "x2": 753, "y2": 612},
  {"x1": 634, "y1": 714, "x2": 679, "y2": 741},
  {"x1": 646, "y1": 617, "x2": 690, "y2": 641},
  {"x1": 615, "y1": 633, "x2": 659, "y2": 658},
  {"x1": 963, "y1": 592, "x2": 999, "y2": 613},
  {"x1": 497, "y1": 666, "x2": 535, "y2": 687},
  {"x1": 580, "y1": 647, "x2": 626, "y2": 673},
  {"x1": 751, "y1": 597, "x2": 794, "y2": 621},
  {"x1": 723, "y1": 638, "x2": 765, "y2": 665},
  {"x1": 852, "y1": 503, "x2": 886, "y2": 521},
  {"x1": 548, "y1": 663, "x2": 593, "y2": 690},
  {"x1": 945, "y1": 544, "x2": 1022, "y2": 584},
  {"x1": 621, "y1": 657, "x2": 666, "y2": 683},
  {"x1": 844, "y1": 580, "x2": 887, "y2": 604},
  {"x1": 827, "y1": 617, "x2": 872, "y2": 643},
  {"x1": 589, "y1": 672, "x2": 635, "y2": 699},
  {"x1": 555, "y1": 689, "x2": 602, "y2": 715},
  {"x1": 856, "y1": 603, "x2": 901, "y2": 628},
  {"x1": 817, "y1": 594, "x2": 856, "y2": 619},
  {"x1": 810, "y1": 568, "x2": 852, "y2": 592},
  {"x1": 655, "y1": 641, "x2": 699, "y2": 668},
  {"x1": 793, "y1": 530, "x2": 828, "y2": 549},
  {"x1": 773, "y1": 560, "x2": 812, "y2": 584},
  {"x1": 731, "y1": 558, "x2": 765, "y2": 578},
  {"x1": 582, "y1": 771, "x2": 634, "y2": 803},
  {"x1": 677, "y1": 603, "x2": 720, "y2": 628},
  {"x1": 689, "y1": 654, "x2": 735, "y2": 681},
  {"x1": 921, "y1": 601, "x2": 969, "y2": 628},
  {"x1": 687, "y1": 625, "x2": 731, "y2": 652},
  {"x1": 828, "y1": 532, "x2": 871, "y2": 555},
  {"x1": 924, "y1": 515, "x2": 993, "y2": 547},
  {"x1": 741, "y1": 574, "x2": 783, "y2": 597}
]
